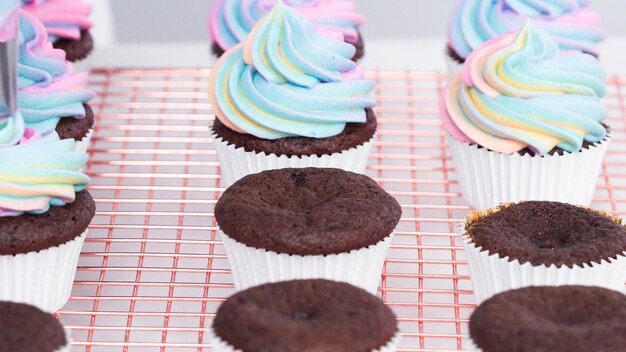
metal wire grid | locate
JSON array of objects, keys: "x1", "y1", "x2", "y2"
[{"x1": 56, "y1": 68, "x2": 626, "y2": 352}]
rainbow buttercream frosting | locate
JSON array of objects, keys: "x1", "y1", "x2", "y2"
[
  {"x1": 209, "y1": 0, "x2": 375, "y2": 140},
  {"x1": 441, "y1": 22, "x2": 607, "y2": 156},
  {"x1": 17, "y1": 9, "x2": 95, "y2": 133},
  {"x1": 448, "y1": 0, "x2": 604, "y2": 60},
  {"x1": 21, "y1": 0, "x2": 92, "y2": 42},
  {"x1": 0, "y1": 120, "x2": 89, "y2": 217},
  {"x1": 210, "y1": 0, "x2": 364, "y2": 52}
]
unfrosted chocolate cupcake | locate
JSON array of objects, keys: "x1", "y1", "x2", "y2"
[
  {"x1": 215, "y1": 168, "x2": 402, "y2": 293},
  {"x1": 468, "y1": 286, "x2": 626, "y2": 352},
  {"x1": 0, "y1": 301, "x2": 70, "y2": 352},
  {"x1": 461, "y1": 201, "x2": 626, "y2": 303},
  {"x1": 210, "y1": 279, "x2": 399, "y2": 352}
]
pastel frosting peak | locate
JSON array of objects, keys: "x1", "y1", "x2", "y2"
[
  {"x1": 18, "y1": 9, "x2": 95, "y2": 133},
  {"x1": 209, "y1": 0, "x2": 364, "y2": 51},
  {"x1": 0, "y1": 121, "x2": 89, "y2": 217},
  {"x1": 209, "y1": 0, "x2": 376, "y2": 140},
  {"x1": 448, "y1": 0, "x2": 604, "y2": 59},
  {"x1": 21, "y1": 0, "x2": 92, "y2": 41},
  {"x1": 441, "y1": 22, "x2": 607, "y2": 156}
]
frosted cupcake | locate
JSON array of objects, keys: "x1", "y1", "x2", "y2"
[
  {"x1": 441, "y1": 22, "x2": 609, "y2": 209},
  {"x1": 21, "y1": 0, "x2": 93, "y2": 64},
  {"x1": 210, "y1": 0, "x2": 365, "y2": 61},
  {"x1": 460, "y1": 201, "x2": 626, "y2": 303},
  {"x1": 0, "y1": 301, "x2": 72, "y2": 351},
  {"x1": 215, "y1": 168, "x2": 401, "y2": 293},
  {"x1": 18, "y1": 9, "x2": 95, "y2": 154},
  {"x1": 446, "y1": 0, "x2": 604, "y2": 77},
  {"x1": 209, "y1": 0, "x2": 376, "y2": 187},
  {"x1": 0, "y1": 116, "x2": 93, "y2": 312}
]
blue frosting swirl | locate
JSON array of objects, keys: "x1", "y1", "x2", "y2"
[
  {"x1": 448, "y1": 0, "x2": 605, "y2": 59},
  {"x1": 209, "y1": 0, "x2": 375, "y2": 140}
]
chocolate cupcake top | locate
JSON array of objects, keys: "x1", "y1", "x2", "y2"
[
  {"x1": 0, "y1": 301, "x2": 68, "y2": 352},
  {"x1": 0, "y1": 190, "x2": 95, "y2": 255},
  {"x1": 212, "y1": 279, "x2": 398, "y2": 352},
  {"x1": 469, "y1": 286, "x2": 626, "y2": 352},
  {"x1": 215, "y1": 168, "x2": 402, "y2": 256},
  {"x1": 465, "y1": 201, "x2": 626, "y2": 267},
  {"x1": 212, "y1": 108, "x2": 376, "y2": 157}
]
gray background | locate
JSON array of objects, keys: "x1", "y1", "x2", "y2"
[{"x1": 110, "y1": 0, "x2": 626, "y2": 43}]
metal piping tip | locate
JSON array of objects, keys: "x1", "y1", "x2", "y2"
[{"x1": 0, "y1": 1, "x2": 20, "y2": 118}]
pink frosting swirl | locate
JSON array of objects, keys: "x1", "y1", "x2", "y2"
[
  {"x1": 209, "y1": 0, "x2": 364, "y2": 51},
  {"x1": 21, "y1": 0, "x2": 92, "y2": 41}
]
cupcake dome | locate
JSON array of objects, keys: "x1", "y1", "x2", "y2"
[
  {"x1": 448, "y1": 0, "x2": 604, "y2": 61},
  {"x1": 20, "y1": 0, "x2": 93, "y2": 61},
  {"x1": 468, "y1": 286, "x2": 626, "y2": 352},
  {"x1": 442, "y1": 22, "x2": 607, "y2": 156},
  {"x1": 209, "y1": 0, "x2": 364, "y2": 56},
  {"x1": 209, "y1": 0, "x2": 375, "y2": 140},
  {"x1": 17, "y1": 9, "x2": 95, "y2": 137},
  {"x1": 211, "y1": 279, "x2": 399, "y2": 352},
  {"x1": 0, "y1": 301, "x2": 70, "y2": 352}
]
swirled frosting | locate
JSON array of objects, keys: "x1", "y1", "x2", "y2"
[
  {"x1": 0, "y1": 124, "x2": 89, "y2": 217},
  {"x1": 209, "y1": 0, "x2": 375, "y2": 140},
  {"x1": 21, "y1": 0, "x2": 92, "y2": 41},
  {"x1": 17, "y1": 9, "x2": 95, "y2": 133},
  {"x1": 448, "y1": 0, "x2": 604, "y2": 60},
  {"x1": 0, "y1": 1, "x2": 19, "y2": 42},
  {"x1": 209, "y1": 0, "x2": 364, "y2": 51},
  {"x1": 441, "y1": 22, "x2": 607, "y2": 156}
]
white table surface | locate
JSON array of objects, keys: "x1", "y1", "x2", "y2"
[{"x1": 92, "y1": 38, "x2": 626, "y2": 74}]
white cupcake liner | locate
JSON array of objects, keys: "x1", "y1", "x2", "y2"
[
  {"x1": 74, "y1": 128, "x2": 93, "y2": 155},
  {"x1": 209, "y1": 325, "x2": 401, "y2": 352},
  {"x1": 211, "y1": 132, "x2": 373, "y2": 187},
  {"x1": 0, "y1": 231, "x2": 87, "y2": 313},
  {"x1": 219, "y1": 229, "x2": 394, "y2": 294},
  {"x1": 448, "y1": 135, "x2": 610, "y2": 210},
  {"x1": 460, "y1": 205, "x2": 626, "y2": 303}
]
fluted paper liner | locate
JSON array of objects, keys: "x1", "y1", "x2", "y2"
[
  {"x1": 74, "y1": 128, "x2": 93, "y2": 155},
  {"x1": 461, "y1": 204, "x2": 626, "y2": 304},
  {"x1": 211, "y1": 132, "x2": 373, "y2": 187},
  {"x1": 209, "y1": 325, "x2": 401, "y2": 352},
  {"x1": 0, "y1": 231, "x2": 87, "y2": 313},
  {"x1": 219, "y1": 229, "x2": 394, "y2": 294},
  {"x1": 448, "y1": 135, "x2": 610, "y2": 209}
]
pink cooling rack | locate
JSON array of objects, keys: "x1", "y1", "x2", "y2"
[{"x1": 57, "y1": 68, "x2": 626, "y2": 351}]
